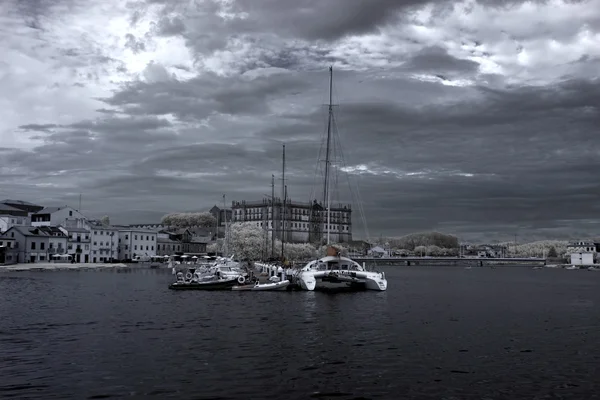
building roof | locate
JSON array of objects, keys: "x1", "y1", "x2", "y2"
[
  {"x1": 36, "y1": 226, "x2": 67, "y2": 236},
  {"x1": 0, "y1": 203, "x2": 29, "y2": 216},
  {"x1": 157, "y1": 237, "x2": 180, "y2": 244},
  {"x1": 59, "y1": 226, "x2": 89, "y2": 233},
  {"x1": 33, "y1": 206, "x2": 71, "y2": 215},
  {"x1": 2, "y1": 226, "x2": 50, "y2": 237},
  {"x1": 88, "y1": 223, "x2": 118, "y2": 230},
  {"x1": 1, "y1": 199, "x2": 40, "y2": 207}
]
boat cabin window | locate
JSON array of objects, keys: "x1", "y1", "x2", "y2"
[{"x1": 340, "y1": 264, "x2": 349, "y2": 270}]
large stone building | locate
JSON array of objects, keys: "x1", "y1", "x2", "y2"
[{"x1": 230, "y1": 197, "x2": 352, "y2": 244}]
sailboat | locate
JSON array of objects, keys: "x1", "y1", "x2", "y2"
[{"x1": 296, "y1": 67, "x2": 388, "y2": 292}]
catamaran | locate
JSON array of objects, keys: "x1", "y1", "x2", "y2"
[{"x1": 296, "y1": 67, "x2": 388, "y2": 292}]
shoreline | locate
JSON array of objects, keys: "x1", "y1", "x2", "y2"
[{"x1": 0, "y1": 262, "x2": 164, "y2": 272}]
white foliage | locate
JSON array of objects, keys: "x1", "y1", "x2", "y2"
[
  {"x1": 207, "y1": 242, "x2": 219, "y2": 254},
  {"x1": 228, "y1": 222, "x2": 267, "y2": 261},
  {"x1": 503, "y1": 240, "x2": 569, "y2": 258},
  {"x1": 279, "y1": 241, "x2": 318, "y2": 261},
  {"x1": 161, "y1": 212, "x2": 216, "y2": 228}
]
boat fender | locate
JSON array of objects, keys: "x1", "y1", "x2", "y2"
[
  {"x1": 185, "y1": 272, "x2": 193, "y2": 280},
  {"x1": 237, "y1": 276, "x2": 246, "y2": 284}
]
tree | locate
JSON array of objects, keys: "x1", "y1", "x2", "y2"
[
  {"x1": 207, "y1": 243, "x2": 219, "y2": 254},
  {"x1": 228, "y1": 222, "x2": 267, "y2": 261},
  {"x1": 547, "y1": 246, "x2": 558, "y2": 258},
  {"x1": 161, "y1": 212, "x2": 216, "y2": 228},
  {"x1": 100, "y1": 215, "x2": 110, "y2": 226}
]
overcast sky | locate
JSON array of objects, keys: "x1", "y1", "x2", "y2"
[{"x1": 1, "y1": 0, "x2": 599, "y2": 242}]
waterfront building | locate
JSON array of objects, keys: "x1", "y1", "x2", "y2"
[
  {"x1": 89, "y1": 222, "x2": 119, "y2": 263},
  {"x1": 0, "y1": 237, "x2": 16, "y2": 264},
  {"x1": 0, "y1": 210, "x2": 30, "y2": 233},
  {"x1": 31, "y1": 206, "x2": 86, "y2": 227},
  {"x1": 116, "y1": 228, "x2": 157, "y2": 261},
  {"x1": 230, "y1": 198, "x2": 352, "y2": 244},
  {"x1": 156, "y1": 231, "x2": 183, "y2": 256},
  {"x1": 58, "y1": 226, "x2": 91, "y2": 263},
  {"x1": 209, "y1": 206, "x2": 232, "y2": 239},
  {"x1": 0, "y1": 226, "x2": 52, "y2": 263},
  {"x1": 36, "y1": 226, "x2": 68, "y2": 259},
  {"x1": 158, "y1": 228, "x2": 208, "y2": 255},
  {"x1": 567, "y1": 241, "x2": 597, "y2": 265}
]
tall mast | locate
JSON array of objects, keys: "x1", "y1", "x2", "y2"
[
  {"x1": 281, "y1": 144, "x2": 286, "y2": 202},
  {"x1": 281, "y1": 184, "x2": 287, "y2": 259},
  {"x1": 281, "y1": 144, "x2": 286, "y2": 259},
  {"x1": 223, "y1": 194, "x2": 228, "y2": 256},
  {"x1": 323, "y1": 66, "x2": 334, "y2": 245},
  {"x1": 271, "y1": 174, "x2": 275, "y2": 258}
]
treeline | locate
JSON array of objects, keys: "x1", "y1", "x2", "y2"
[{"x1": 373, "y1": 231, "x2": 460, "y2": 250}]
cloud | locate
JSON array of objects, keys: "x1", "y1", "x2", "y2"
[{"x1": 1, "y1": 0, "x2": 600, "y2": 242}]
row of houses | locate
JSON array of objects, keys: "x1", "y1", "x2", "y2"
[{"x1": 0, "y1": 199, "x2": 209, "y2": 264}]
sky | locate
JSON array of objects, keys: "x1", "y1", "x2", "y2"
[{"x1": 1, "y1": 0, "x2": 600, "y2": 242}]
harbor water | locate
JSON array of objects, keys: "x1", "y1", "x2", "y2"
[{"x1": 1, "y1": 266, "x2": 599, "y2": 399}]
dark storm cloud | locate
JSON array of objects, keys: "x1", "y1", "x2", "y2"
[
  {"x1": 18, "y1": 123, "x2": 60, "y2": 132},
  {"x1": 3, "y1": 0, "x2": 600, "y2": 241},
  {"x1": 100, "y1": 71, "x2": 307, "y2": 119},
  {"x1": 402, "y1": 46, "x2": 481, "y2": 74}
]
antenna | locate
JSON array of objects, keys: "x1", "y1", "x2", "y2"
[{"x1": 78, "y1": 193, "x2": 82, "y2": 212}]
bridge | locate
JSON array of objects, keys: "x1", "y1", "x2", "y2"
[{"x1": 351, "y1": 256, "x2": 547, "y2": 266}]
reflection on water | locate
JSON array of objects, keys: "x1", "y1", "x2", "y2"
[{"x1": 0, "y1": 266, "x2": 598, "y2": 399}]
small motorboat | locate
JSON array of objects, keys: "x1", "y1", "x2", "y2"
[
  {"x1": 168, "y1": 269, "x2": 243, "y2": 290},
  {"x1": 232, "y1": 279, "x2": 290, "y2": 291}
]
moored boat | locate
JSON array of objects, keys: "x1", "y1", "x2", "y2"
[
  {"x1": 168, "y1": 267, "x2": 244, "y2": 290},
  {"x1": 232, "y1": 279, "x2": 290, "y2": 291},
  {"x1": 169, "y1": 277, "x2": 239, "y2": 290},
  {"x1": 293, "y1": 67, "x2": 388, "y2": 293},
  {"x1": 296, "y1": 247, "x2": 387, "y2": 292}
]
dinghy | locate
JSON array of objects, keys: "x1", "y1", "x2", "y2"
[{"x1": 231, "y1": 280, "x2": 290, "y2": 291}]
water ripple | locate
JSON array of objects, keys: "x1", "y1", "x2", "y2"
[{"x1": 0, "y1": 267, "x2": 598, "y2": 399}]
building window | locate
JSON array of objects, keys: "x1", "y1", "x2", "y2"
[
  {"x1": 31, "y1": 242, "x2": 36, "y2": 250},
  {"x1": 135, "y1": 235, "x2": 138, "y2": 240},
  {"x1": 40, "y1": 242, "x2": 45, "y2": 250},
  {"x1": 69, "y1": 211, "x2": 73, "y2": 216}
]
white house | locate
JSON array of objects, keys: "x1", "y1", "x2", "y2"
[
  {"x1": 58, "y1": 226, "x2": 91, "y2": 263},
  {"x1": 117, "y1": 228, "x2": 157, "y2": 261},
  {"x1": 31, "y1": 206, "x2": 86, "y2": 227},
  {"x1": 0, "y1": 237, "x2": 17, "y2": 264},
  {"x1": 368, "y1": 246, "x2": 388, "y2": 257},
  {"x1": 0, "y1": 214, "x2": 30, "y2": 233},
  {"x1": 567, "y1": 241, "x2": 596, "y2": 266},
  {"x1": 89, "y1": 223, "x2": 119, "y2": 263},
  {"x1": 37, "y1": 226, "x2": 68, "y2": 258},
  {"x1": 0, "y1": 226, "x2": 51, "y2": 263}
]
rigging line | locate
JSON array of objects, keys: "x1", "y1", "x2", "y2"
[
  {"x1": 333, "y1": 104, "x2": 371, "y2": 244},
  {"x1": 308, "y1": 102, "x2": 329, "y2": 205},
  {"x1": 331, "y1": 109, "x2": 371, "y2": 243}
]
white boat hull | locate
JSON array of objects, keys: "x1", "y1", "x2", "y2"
[
  {"x1": 298, "y1": 270, "x2": 387, "y2": 292},
  {"x1": 232, "y1": 280, "x2": 290, "y2": 291}
]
